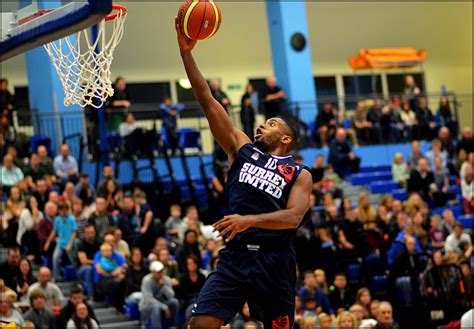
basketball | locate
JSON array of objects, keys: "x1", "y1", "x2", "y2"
[{"x1": 177, "y1": 0, "x2": 222, "y2": 40}]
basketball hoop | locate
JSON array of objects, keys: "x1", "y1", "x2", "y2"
[{"x1": 43, "y1": 4, "x2": 127, "y2": 109}]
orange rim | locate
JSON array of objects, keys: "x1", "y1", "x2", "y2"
[{"x1": 105, "y1": 4, "x2": 127, "y2": 22}]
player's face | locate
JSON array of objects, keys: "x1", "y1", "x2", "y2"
[{"x1": 254, "y1": 118, "x2": 291, "y2": 151}]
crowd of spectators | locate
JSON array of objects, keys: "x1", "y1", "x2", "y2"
[{"x1": 0, "y1": 73, "x2": 473, "y2": 329}]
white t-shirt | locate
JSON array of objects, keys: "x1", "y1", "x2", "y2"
[
  {"x1": 445, "y1": 232, "x2": 472, "y2": 254},
  {"x1": 461, "y1": 309, "x2": 473, "y2": 329},
  {"x1": 66, "y1": 318, "x2": 99, "y2": 329}
]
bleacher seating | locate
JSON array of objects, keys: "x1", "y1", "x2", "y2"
[{"x1": 369, "y1": 181, "x2": 400, "y2": 193}]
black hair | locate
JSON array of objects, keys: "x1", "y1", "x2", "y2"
[{"x1": 278, "y1": 116, "x2": 299, "y2": 150}]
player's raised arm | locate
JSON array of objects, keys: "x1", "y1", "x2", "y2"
[{"x1": 175, "y1": 18, "x2": 250, "y2": 161}]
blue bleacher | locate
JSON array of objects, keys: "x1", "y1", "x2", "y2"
[
  {"x1": 392, "y1": 189, "x2": 408, "y2": 201},
  {"x1": 359, "y1": 165, "x2": 392, "y2": 173},
  {"x1": 369, "y1": 181, "x2": 400, "y2": 193},
  {"x1": 432, "y1": 205, "x2": 464, "y2": 218},
  {"x1": 458, "y1": 215, "x2": 473, "y2": 231},
  {"x1": 349, "y1": 171, "x2": 392, "y2": 185}
]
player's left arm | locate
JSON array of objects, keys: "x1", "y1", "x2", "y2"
[{"x1": 213, "y1": 169, "x2": 312, "y2": 242}]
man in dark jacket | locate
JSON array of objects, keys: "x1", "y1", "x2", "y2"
[
  {"x1": 59, "y1": 287, "x2": 97, "y2": 328},
  {"x1": 415, "y1": 97, "x2": 435, "y2": 140},
  {"x1": 407, "y1": 158, "x2": 435, "y2": 200},
  {"x1": 328, "y1": 273, "x2": 354, "y2": 313},
  {"x1": 24, "y1": 290, "x2": 56, "y2": 329},
  {"x1": 87, "y1": 197, "x2": 114, "y2": 240},
  {"x1": 315, "y1": 103, "x2": 338, "y2": 147},
  {"x1": 328, "y1": 128, "x2": 360, "y2": 177}
]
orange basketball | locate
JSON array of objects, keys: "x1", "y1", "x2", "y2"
[{"x1": 177, "y1": 0, "x2": 222, "y2": 40}]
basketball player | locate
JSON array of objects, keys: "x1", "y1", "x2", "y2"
[{"x1": 176, "y1": 19, "x2": 312, "y2": 329}]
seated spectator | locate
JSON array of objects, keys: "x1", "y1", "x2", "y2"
[
  {"x1": 355, "y1": 192, "x2": 375, "y2": 224},
  {"x1": 231, "y1": 303, "x2": 262, "y2": 329},
  {"x1": 99, "y1": 179, "x2": 122, "y2": 213},
  {"x1": 298, "y1": 271, "x2": 335, "y2": 316},
  {"x1": 74, "y1": 173, "x2": 95, "y2": 206},
  {"x1": 445, "y1": 222, "x2": 472, "y2": 260},
  {"x1": 428, "y1": 215, "x2": 445, "y2": 250},
  {"x1": 77, "y1": 224, "x2": 100, "y2": 299},
  {"x1": 0, "y1": 246, "x2": 21, "y2": 290},
  {"x1": 439, "y1": 127, "x2": 455, "y2": 159},
  {"x1": 318, "y1": 313, "x2": 332, "y2": 329},
  {"x1": 16, "y1": 196, "x2": 42, "y2": 262},
  {"x1": 336, "y1": 311, "x2": 357, "y2": 329},
  {"x1": 367, "y1": 99, "x2": 384, "y2": 142},
  {"x1": 37, "y1": 145, "x2": 54, "y2": 176},
  {"x1": 24, "y1": 290, "x2": 55, "y2": 329},
  {"x1": 0, "y1": 116, "x2": 16, "y2": 147},
  {"x1": 117, "y1": 195, "x2": 139, "y2": 246},
  {"x1": 353, "y1": 101, "x2": 376, "y2": 144},
  {"x1": 98, "y1": 243, "x2": 121, "y2": 277},
  {"x1": 177, "y1": 255, "x2": 206, "y2": 318},
  {"x1": 87, "y1": 196, "x2": 114, "y2": 240},
  {"x1": 119, "y1": 112, "x2": 139, "y2": 137},
  {"x1": 139, "y1": 261, "x2": 180, "y2": 329},
  {"x1": 44, "y1": 202, "x2": 77, "y2": 281},
  {"x1": 369, "y1": 300, "x2": 380, "y2": 320},
  {"x1": 133, "y1": 190, "x2": 157, "y2": 254},
  {"x1": 355, "y1": 288, "x2": 372, "y2": 319},
  {"x1": 0, "y1": 292, "x2": 24, "y2": 327},
  {"x1": 93, "y1": 234, "x2": 126, "y2": 311},
  {"x1": 310, "y1": 154, "x2": 325, "y2": 190},
  {"x1": 53, "y1": 144, "x2": 79, "y2": 184},
  {"x1": 97, "y1": 166, "x2": 122, "y2": 196},
  {"x1": 157, "y1": 248, "x2": 180, "y2": 287},
  {"x1": 399, "y1": 102, "x2": 417, "y2": 141},
  {"x1": 457, "y1": 127, "x2": 474, "y2": 155},
  {"x1": 12, "y1": 258, "x2": 37, "y2": 302},
  {"x1": 112, "y1": 227, "x2": 131, "y2": 259},
  {"x1": 0, "y1": 79, "x2": 15, "y2": 117},
  {"x1": 178, "y1": 205, "x2": 205, "y2": 242},
  {"x1": 261, "y1": 76, "x2": 286, "y2": 119},
  {"x1": 165, "y1": 204, "x2": 183, "y2": 246},
  {"x1": 391, "y1": 236, "x2": 424, "y2": 279},
  {"x1": 2, "y1": 186, "x2": 25, "y2": 246},
  {"x1": 329, "y1": 128, "x2": 361, "y2": 177},
  {"x1": 160, "y1": 96, "x2": 184, "y2": 155},
  {"x1": 31, "y1": 178, "x2": 49, "y2": 212},
  {"x1": 408, "y1": 140, "x2": 425, "y2": 170},
  {"x1": 23, "y1": 154, "x2": 45, "y2": 190},
  {"x1": 349, "y1": 303, "x2": 377, "y2": 329},
  {"x1": 407, "y1": 159, "x2": 435, "y2": 201},
  {"x1": 425, "y1": 139, "x2": 447, "y2": 171},
  {"x1": 436, "y1": 96, "x2": 458, "y2": 136},
  {"x1": 441, "y1": 209, "x2": 455, "y2": 236},
  {"x1": 60, "y1": 287, "x2": 97, "y2": 328},
  {"x1": 201, "y1": 239, "x2": 217, "y2": 272},
  {"x1": 37, "y1": 202, "x2": 57, "y2": 257},
  {"x1": 314, "y1": 269, "x2": 329, "y2": 295},
  {"x1": 328, "y1": 273, "x2": 354, "y2": 313},
  {"x1": 1, "y1": 154, "x2": 24, "y2": 189},
  {"x1": 432, "y1": 156, "x2": 453, "y2": 208},
  {"x1": 391, "y1": 153, "x2": 409, "y2": 188},
  {"x1": 461, "y1": 164, "x2": 473, "y2": 214},
  {"x1": 124, "y1": 248, "x2": 149, "y2": 305},
  {"x1": 373, "y1": 301, "x2": 399, "y2": 329},
  {"x1": 27, "y1": 267, "x2": 64, "y2": 316},
  {"x1": 301, "y1": 296, "x2": 319, "y2": 319},
  {"x1": 321, "y1": 164, "x2": 342, "y2": 199},
  {"x1": 315, "y1": 103, "x2": 338, "y2": 147},
  {"x1": 176, "y1": 230, "x2": 203, "y2": 272},
  {"x1": 66, "y1": 302, "x2": 99, "y2": 329},
  {"x1": 338, "y1": 209, "x2": 365, "y2": 258},
  {"x1": 71, "y1": 198, "x2": 87, "y2": 240},
  {"x1": 415, "y1": 97, "x2": 435, "y2": 140}
]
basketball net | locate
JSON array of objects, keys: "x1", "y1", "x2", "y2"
[{"x1": 43, "y1": 5, "x2": 127, "y2": 109}]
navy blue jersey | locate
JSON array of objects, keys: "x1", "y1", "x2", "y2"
[{"x1": 223, "y1": 143, "x2": 305, "y2": 250}]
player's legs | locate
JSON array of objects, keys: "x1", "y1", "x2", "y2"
[{"x1": 189, "y1": 315, "x2": 224, "y2": 329}]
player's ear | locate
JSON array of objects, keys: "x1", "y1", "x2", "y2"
[{"x1": 281, "y1": 135, "x2": 292, "y2": 146}]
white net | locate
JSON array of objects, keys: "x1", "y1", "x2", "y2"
[{"x1": 44, "y1": 6, "x2": 127, "y2": 109}]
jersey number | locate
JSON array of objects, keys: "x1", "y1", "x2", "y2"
[{"x1": 264, "y1": 158, "x2": 278, "y2": 170}]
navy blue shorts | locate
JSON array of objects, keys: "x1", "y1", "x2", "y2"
[{"x1": 191, "y1": 246, "x2": 296, "y2": 329}]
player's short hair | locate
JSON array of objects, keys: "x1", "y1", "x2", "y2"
[{"x1": 278, "y1": 116, "x2": 298, "y2": 150}]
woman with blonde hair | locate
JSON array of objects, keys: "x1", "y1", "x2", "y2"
[
  {"x1": 318, "y1": 313, "x2": 332, "y2": 329},
  {"x1": 356, "y1": 192, "x2": 375, "y2": 223},
  {"x1": 355, "y1": 288, "x2": 371, "y2": 318},
  {"x1": 336, "y1": 311, "x2": 357, "y2": 329},
  {"x1": 314, "y1": 269, "x2": 329, "y2": 294}
]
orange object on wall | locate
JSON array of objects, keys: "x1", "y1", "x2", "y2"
[{"x1": 348, "y1": 48, "x2": 426, "y2": 69}]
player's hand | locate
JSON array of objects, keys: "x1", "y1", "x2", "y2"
[
  {"x1": 175, "y1": 17, "x2": 197, "y2": 53},
  {"x1": 213, "y1": 214, "x2": 255, "y2": 242}
]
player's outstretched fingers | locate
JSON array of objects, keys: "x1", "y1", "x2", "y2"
[
  {"x1": 225, "y1": 229, "x2": 238, "y2": 242},
  {"x1": 212, "y1": 216, "x2": 231, "y2": 232}
]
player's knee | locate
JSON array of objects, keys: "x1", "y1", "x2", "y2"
[{"x1": 189, "y1": 315, "x2": 223, "y2": 329}]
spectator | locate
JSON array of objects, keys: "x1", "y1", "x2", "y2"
[
  {"x1": 201, "y1": 239, "x2": 217, "y2": 272},
  {"x1": 318, "y1": 313, "x2": 332, "y2": 329},
  {"x1": 436, "y1": 96, "x2": 458, "y2": 136},
  {"x1": 355, "y1": 288, "x2": 371, "y2": 318},
  {"x1": 415, "y1": 97, "x2": 435, "y2": 140},
  {"x1": 107, "y1": 77, "x2": 131, "y2": 131},
  {"x1": 445, "y1": 222, "x2": 472, "y2": 260},
  {"x1": 60, "y1": 287, "x2": 97, "y2": 328},
  {"x1": 301, "y1": 295, "x2": 319, "y2": 319},
  {"x1": 408, "y1": 140, "x2": 424, "y2": 170},
  {"x1": 373, "y1": 301, "x2": 399, "y2": 329},
  {"x1": 261, "y1": 76, "x2": 287, "y2": 119},
  {"x1": 12, "y1": 258, "x2": 37, "y2": 302},
  {"x1": 119, "y1": 112, "x2": 139, "y2": 138},
  {"x1": 431, "y1": 156, "x2": 453, "y2": 207},
  {"x1": 176, "y1": 229, "x2": 203, "y2": 272},
  {"x1": 160, "y1": 96, "x2": 184, "y2": 155},
  {"x1": 230, "y1": 303, "x2": 261, "y2": 329},
  {"x1": 37, "y1": 145, "x2": 54, "y2": 176},
  {"x1": 27, "y1": 267, "x2": 64, "y2": 316},
  {"x1": 298, "y1": 271, "x2": 335, "y2": 316},
  {"x1": 0, "y1": 78, "x2": 15, "y2": 116},
  {"x1": 391, "y1": 153, "x2": 409, "y2": 187},
  {"x1": 354, "y1": 101, "x2": 377, "y2": 144},
  {"x1": 460, "y1": 308, "x2": 473, "y2": 329},
  {"x1": 425, "y1": 139, "x2": 447, "y2": 171},
  {"x1": 158, "y1": 248, "x2": 180, "y2": 287},
  {"x1": 329, "y1": 128, "x2": 361, "y2": 177},
  {"x1": 0, "y1": 292, "x2": 23, "y2": 327},
  {"x1": 404, "y1": 75, "x2": 421, "y2": 106},
  {"x1": 165, "y1": 204, "x2": 182, "y2": 246},
  {"x1": 315, "y1": 103, "x2": 338, "y2": 147},
  {"x1": 1, "y1": 154, "x2": 24, "y2": 189},
  {"x1": 3, "y1": 186, "x2": 25, "y2": 246},
  {"x1": 97, "y1": 166, "x2": 121, "y2": 196},
  {"x1": 310, "y1": 154, "x2": 325, "y2": 189},
  {"x1": 336, "y1": 311, "x2": 357, "y2": 329},
  {"x1": 124, "y1": 248, "x2": 149, "y2": 304},
  {"x1": 100, "y1": 179, "x2": 122, "y2": 213},
  {"x1": 457, "y1": 127, "x2": 474, "y2": 155},
  {"x1": 53, "y1": 144, "x2": 78, "y2": 184},
  {"x1": 0, "y1": 116, "x2": 16, "y2": 147},
  {"x1": 209, "y1": 79, "x2": 231, "y2": 112},
  {"x1": 117, "y1": 195, "x2": 139, "y2": 245},
  {"x1": 77, "y1": 224, "x2": 100, "y2": 299},
  {"x1": 37, "y1": 202, "x2": 57, "y2": 257},
  {"x1": 178, "y1": 205, "x2": 204, "y2": 242},
  {"x1": 133, "y1": 190, "x2": 157, "y2": 254},
  {"x1": 428, "y1": 215, "x2": 445, "y2": 250},
  {"x1": 314, "y1": 269, "x2": 329, "y2": 295},
  {"x1": 461, "y1": 164, "x2": 473, "y2": 214},
  {"x1": 367, "y1": 99, "x2": 384, "y2": 142},
  {"x1": 71, "y1": 198, "x2": 87, "y2": 240},
  {"x1": 23, "y1": 153, "x2": 45, "y2": 190},
  {"x1": 0, "y1": 246, "x2": 21, "y2": 289},
  {"x1": 441, "y1": 209, "x2": 456, "y2": 236},
  {"x1": 380, "y1": 99, "x2": 401, "y2": 143},
  {"x1": 139, "y1": 261, "x2": 180, "y2": 329},
  {"x1": 349, "y1": 303, "x2": 377, "y2": 328},
  {"x1": 16, "y1": 196, "x2": 42, "y2": 261},
  {"x1": 407, "y1": 158, "x2": 435, "y2": 201},
  {"x1": 66, "y1": 302, "x2": 99, "y2": 329},
  {"x1": 391, "y1": 236, "x2": 423, "y2": 279},
  {"x1": 369, "y1": 300, "x2": 380, "y2": 320},
  {"x1": 328, "y1": 273, "x2": 354, "y2": 313},
  {"x1": 93, "y1": 234, "x2": 126, "y2": 312},
  {"x1": 178, "y1": 255, "x2": 206, "y2": 318},
  {"x1": 44, "y1": 202, "x2": 77, "y2": 281},
  {"x1": 438, "y1": 127, "x2": 455, "y2": 159},
  {"x1": 355, "y1": 192, "x2": 375, "y2": 224},
  {"x1": 399, "y1": 102, "x2": 417, "y2": 141},
  {"x1": 112, "y1": 227, "x2": 131, "y2": 259},
  {"x1": 74, "y1": 173, "x2": 95, "y2": 206},
  {"x1": 24, "y1": 290, "x2": 56, "y2": 329},
  {"x1": 31, "y1": 178, "x2": 49, "y2": 212},
  {"x1": 87, "y1": 196, "x2": 114, "y2": 240},
  {"x1": 240, "y1": 83, "x2": 258, "y2": 139}
]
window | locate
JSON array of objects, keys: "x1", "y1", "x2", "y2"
[
  {"x1": 343, "y1": 74, "x2": 382, "y2": 110},
  {"x1": 314, "y1": 76, "x2": 337, "y2": 111},
  {"x1": 387, "y1": 73, "x2": 425, "y2": 95},
  {"x1": 248, "y1": 78, "x2": 267, "y2": 101},
  {"x1": 14, "y1": 86, "x2": 32, "y2": 126},
  {"x1": 126, "y1": 82, "x2": 171, "y2": 104}
]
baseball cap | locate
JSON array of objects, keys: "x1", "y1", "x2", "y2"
[{"x1": 149, "y1": 261, "x2": 164, "y2": 273}]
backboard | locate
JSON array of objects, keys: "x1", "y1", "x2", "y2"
[{"x1": 0, "y1": 0, "x2": 112, "y2": 61}]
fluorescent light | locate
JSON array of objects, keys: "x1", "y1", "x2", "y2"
[{"x1": 178, "y1": 79, "x2": 192, "y2": 89}]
